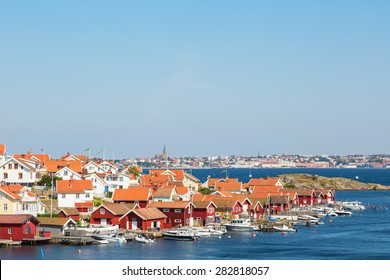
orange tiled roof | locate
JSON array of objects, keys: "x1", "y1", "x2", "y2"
[
  {"x1": 293, "y1": 189, "x2": 315, "y2": 196},
  {"x1": 248, "y1": 178, "x2": 281, "y2": 186},
  {"x1": 214, "y1": 179, "x2": 242, "y2": 192},
  {"x1": 57, "y1": 180, "x2": 93, "y2": 194},
  {"x1": 45, "y1": 160, "x2": 82, "y2": 173},
  {"x1": 152, "y1": 187, "x2": 175, "y2": 198},
  {"x1": 112, "y1": 188, "x2": 151, "y2": 201},
  {"x1": 175, "y1": 186, "x2": 190, "y2": 195},
  {"x1": 251, "y1": 185, "x2": 281, "y2": 193},
  {"x1": 193, "y1": 201, "x2": 216, "y2": 209}
]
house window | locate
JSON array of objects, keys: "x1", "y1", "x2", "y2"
[
  {"x1": 163, "y1": 209, "x2": 170, "y2": 212},
  {"x1": 76, "y1": 194, "x2": 80, "y2": 198},
  {"x1": 30, "y1": 173, "x2": 33, "y2": 179},
  {"x1": 88, "y1": 208, "x2": 93, "y2": 212},
  {"x1": 86, "y1": 193, "x2": 90, "y2": 198},
  {"x1": 197, "y1": 217, "x2": 202, "y2": 220},
  {"x1": 64, "y1": 171, "x2": 68, "y2": 176},
  {"x1": 119, "y1": 177, "x2": 123, "y2": 182},
  {"x1": 174, "y1": 219, "x2": 181, "y2": 223},
  {"x1": 19, "y1": 173, "x2": 23, "y2": 179},
  {"x1": 14, "y1": 163, "x2": 18, "y2": 169},
  {"x1": 8, "y1": 163, "x2": 12, "y2": 169},
  {"x1": 208, "y1": 207, "x2": 214, "y2": 214},
  {"x1": 4, "y1": 204, "x2": 8, "y2": 211},
  {"x1": 25, "y1": 226, "x2": 31, "y2": 234},
  {"x1": 100, "y1": 208, "x2": 105, "y2": 214},
  {"x1": 62, "y1": 194, "x2": 66, "y2": 199},
  {"x1": 8, "y1": 228, "x2": 12, "y2": 234},
  {"x1": 3, "y1": 173, "x2": 8, "y2": 179},
  {"x1": 174, "y1": 209, "x2": 182, "y2": 213}
]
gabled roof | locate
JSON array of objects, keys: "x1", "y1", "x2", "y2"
[
  {"x1": 37, "y1": 217, "x2": 75, "y2": 227},
  {"x1": 248, "y1": 178, "x2": 283, "y2": 186},
  {"x1": 112, "y1": 188, "x2": 151, "y2": 201},
  {"x1": 175, "y1": 186, "x2": 190, "y2": 195},
  {"x1": 0, "y1": 157, "x2": 35, "y2": 171},
  {"x1": 214, "y1": 179, "x2": 242, "y2": 192},
  {"x1": 147, "y1": 201, "x2": 194, "y2": 209},
  {"x1": 57, "y1": 180, "x2": 93, "y2": 194},
  {"x1": 0, "y1": 185, "x2": 31, "y2": 200},
  {"x1": 211, "y1": 199, "x2": 242, "y2": 209},
  {"x1": 95, "y1": 203, "x2": 132, "y2": 216},
  {"x1": 55, "y1": 166, "x2": 82, "y2": 177},
  {"x1": 211, "y1": 190, "x2": 234, "y2": 197},
  {"x1": 58, "y1": 207, "x2": 80, "y2": 216},
  {"x1": 250, "y1": 185, "x2": 281, "y2": 193},
  {"x1": 124, "y1": 207, "x2": 167, "y2": 221},
  {"x1": 152, "y1": 187, "x2": 177, "y2": 198},
  {"x1": 294, "y1": 189, "x2": 315, "y2": 196},
  {"x1": 0, "y1": 214, "x2": 39, "y2": 224},
  {"x1": 45, "y1": 160, "x2": 82, "y2": 173},
  {"x1": 193, "y1": 201, "x2": 217, "y2": 209}
]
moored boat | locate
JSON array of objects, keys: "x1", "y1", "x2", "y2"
[
  {"x1": 225, "y1": 218, "x2": 257, "y2": 232},
  {"x1": 163, "y1": 228, "x2": 199, "y2": 241},
  {"x1": 273, "y1": 224, "x2": 297, "y2": 232},
  {"x1": 135, "y1": 234, "x2": 155, "y2": 243}
]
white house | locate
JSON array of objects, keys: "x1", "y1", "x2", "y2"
[
  {"x1": 83, "y1": 161, "x2": 105, "y2": 174},
  {"x1": 57, "y1": 179, "x2": 94, "y2": 214},
  {"x1": 0, "y1": 157, "x2": 38, "y2": 186},
  {"x1": 55, "y1": 167, "x2": 82, "y2": 181},
  {"x1": 84, "y1": 173, "x2": 107, "y2": 198},
  {"x1": 99, "y1": 161, "x2": 118, "y2": 174}
]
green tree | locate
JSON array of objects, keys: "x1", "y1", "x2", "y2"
[
  {"x1": 126, "y1": 166, "x2": 140, "y2": 179},
  {"x1": 38, "y1": 174, "x2": 62, "y2": 188},
  {"x1": 198, "y1": 187, "x2": 211, "y2": 195}
]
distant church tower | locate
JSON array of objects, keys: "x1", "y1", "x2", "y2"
[{"x1": 163, "y1": 144, "x2": 168, "y2": 169}]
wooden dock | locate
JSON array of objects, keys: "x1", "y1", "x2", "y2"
[
  {"x1": 0, "y1": 239, "x2": 22, "y2": 247},
  {"x1": 50, "y1": 236, "x2": 94, "y2": 245}
]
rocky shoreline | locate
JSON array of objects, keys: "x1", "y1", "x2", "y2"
[{"x1": 278, "y1": 173, "x2": 390, "y2": 190}]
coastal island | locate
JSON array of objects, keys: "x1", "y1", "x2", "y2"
[{"x1": 278, "y1": 174, "x2": 390, "y2": 190}]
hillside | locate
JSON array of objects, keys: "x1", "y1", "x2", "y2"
[{"x1": 278, "y1": 173, "x2": 390, "y2": 190}]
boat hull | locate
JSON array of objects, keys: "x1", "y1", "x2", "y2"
[{"x1": 225, "y1": 225, "x2": 255, "y2": 232}]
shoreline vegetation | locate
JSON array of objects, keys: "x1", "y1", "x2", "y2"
[{"x1": 278, "y1": 174, "x2": 390, "y2": 191}]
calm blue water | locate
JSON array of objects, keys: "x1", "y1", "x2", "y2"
[{"x1": 2, "y1": 168, "x2": 390, "y2": 260}]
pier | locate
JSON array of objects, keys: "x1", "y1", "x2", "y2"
[{"x1": 0, "y1": 239, "x2": 22, "y2": 247}]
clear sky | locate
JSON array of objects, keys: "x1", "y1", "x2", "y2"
[{"x1": 1, "y1": 1, "x2": 389, "y2": 159}]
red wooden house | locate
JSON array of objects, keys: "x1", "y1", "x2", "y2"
[
  {"x1": 58, "y1": 207, "x2": 81, "y2": 221},
  {"x1": 119, "y1": 207, "x2": 166, "y2": 230},
  {"x1": 0, "y1": 214, "x2": 40, "y2": 241},
  {"x1": 314, "y1": 189, "x2": 335, "y2": 205},
  {"x1": 192, "y1": 201, "x2": 217, "y2": 226},
  {"x1": 294, "y1": 189, "x2": 315, "y2": 206},
  {"x1": 90, "y1": 203, "x2": 138, "y2": 226},
  {"x1": 147, "y1": 201, "x2": 195, "y2": 228},
  {"x1": 269, "y1": 195, "x2": 290, "y2": 214},
  {"x1": 211, "y1": 199, "x2": 244, "y2": 219},
  {"x1": 112, "y1": 188, "x2": 152, "y2": 208}
]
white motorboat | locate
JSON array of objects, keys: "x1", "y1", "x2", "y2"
[
  {"x1": 327, "y1": 212, "x2": 338, "y2": 217},
  {"x1": 341, "y1": 201, "x2": 366, "y2": 211},
  {"x1": 225, "y1": 219, "x2": 258, "y2": 232},
  {"x1": 273, "y1": 224, "x2": 297, "y2": 232},
  {"x1": 163, "y1": 228, "x2": 199, "y2": 241},
  {"x1": 333, "y1": 210, "x2": 353, "y2": 216},
  {"x1": 91, "y1": 233, "x2": 127, "y2": 244},
  {"x1": 135, "y1": 234, "x2": 155, "y2": 243}
]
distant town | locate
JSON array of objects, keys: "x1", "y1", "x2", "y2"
[{"x1": 127, "y1": 146, "x2": 390, "y2": 169}]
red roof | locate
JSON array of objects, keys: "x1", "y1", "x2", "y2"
[
  {"x1": 75, "y1": 202, "x2": 93, "y2": 207},
  {"x1": 57, "y1": 180, "x2": 93, "y2": 194},
  {"x1": 0, "y1": 214, "x2": 39, "y2": 224},
  {"x1": 248, "y1": 178, "x2": 282, "y2": 186}
]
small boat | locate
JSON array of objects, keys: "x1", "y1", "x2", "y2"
[
  {"x1": 225, "y1": 218, "x2": 258, "y2": 232},
  {"x1": 327, "y1": 211, "x2": 338, "y2": 217},
  {"x1": 163, "y1": 228, "x2": 199, "y2": 241},
  {"x1": 91, "y1": 233, "x2": 127, "y2": 244},
  {"x1": 341, "y1": 201, "x2": 366, "y2": 211},
  {"x1": 273, "y1": 224, "x2": 297, "y2": 232},
  {"x1": 135, "y1": 234, "x2": 155, "y2": 243},
  {"x1": 333, "y1": 210, "x2": 353, "y2": 216},
  {"x1": 91, "y1": 235, "x2": 109, "y2": 244}
]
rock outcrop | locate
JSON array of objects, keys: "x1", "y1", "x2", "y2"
[{"x1": 278, "y1": 174, "x2": 390, "y2": 190}]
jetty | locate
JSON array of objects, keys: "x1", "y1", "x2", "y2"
[{"x1": 0, "y1": 239, "x2": 22, "y2": 247}]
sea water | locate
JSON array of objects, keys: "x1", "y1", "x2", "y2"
[{"x1": 1, "y1": 168, "x2": 390, "y2": 260}]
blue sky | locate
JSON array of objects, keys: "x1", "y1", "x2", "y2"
[{"x1": 1, "y1": 1, "x2": 389, "y2": 159}]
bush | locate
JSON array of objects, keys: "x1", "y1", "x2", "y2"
[{"x1": 284, "y1": 183, "x2": 296, "y2": 189}]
